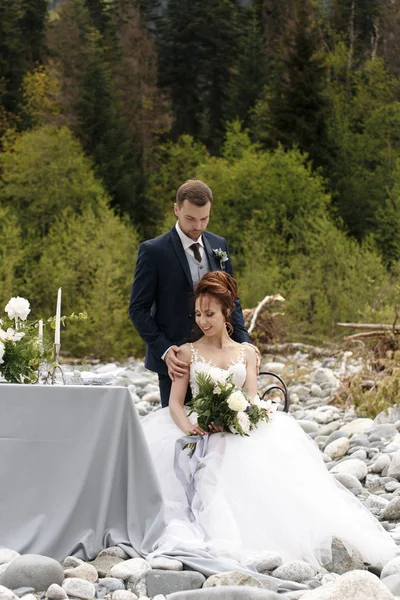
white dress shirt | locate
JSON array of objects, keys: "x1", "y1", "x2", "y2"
[
  {"x1": 161, "y1": 223, "x2": 205, "y2": 361},
  {"x1": 175, "y1": 221, "x2": 205, "y2": 260}
]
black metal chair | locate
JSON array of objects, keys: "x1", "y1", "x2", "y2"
[{"x1": 258, "y1": 371, "x2": 290, "y2": 413}]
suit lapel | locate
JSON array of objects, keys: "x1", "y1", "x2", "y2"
[
  {"x1": 203, "y1": 233, "x2": 220, "y2": 271},
  {"x1": 170, "y1": 227, "x2": 193, "y2": 288}
]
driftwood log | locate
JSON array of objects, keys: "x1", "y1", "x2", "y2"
[
  {"x1": 337, "y1": 321, "x2": 400, "y2": 342},
  {"x1": 243, "y1": 294, "x2": 285, "y2": 343},
  {"x1": 337, "y1": 323, "x2": 400, "y2": 331}
]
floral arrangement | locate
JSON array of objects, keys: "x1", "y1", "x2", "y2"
[
  {"x1": 187, "y1": 372, "x2": 277, "y2": 442},
  {"x1": 0, "y1": 296, "x2": 86, "y2": 384}
]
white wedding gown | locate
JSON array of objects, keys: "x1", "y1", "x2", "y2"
[{"x1": 141, "y1": 345, "x2": 398, "y2": 570}]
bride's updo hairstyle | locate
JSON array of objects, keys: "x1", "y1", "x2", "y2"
[{"x1": 194, "y1": 271, "x2": 238, "y2": 335}]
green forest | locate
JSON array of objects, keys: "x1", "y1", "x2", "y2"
[{"x1": 1, "y1": 0, "x2": 400, "y2": 359}]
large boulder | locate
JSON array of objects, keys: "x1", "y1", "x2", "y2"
[
  {"x1": 271, "y1": 562, "x2": 315, "y2": 583},
  {"x1": 166, "y1": 587, "x2": 282, "y2": 599},
  {"x1": 300, "y1": 570, "x2": 395, "y2": 599},
  {"x1": 0, "y1": 555, "x2": 64, "y2": 592},
  {"x1": 322, "y1": 538, "x2": 365, "y2": 575},
  {"x1": 146, "y1": 570, "x2": 205, "y2": 598},
  {"x1": 330, "y1": 459, "x2": 367, "y2": 481},
  {"x1": 340, "y1": 419, "x2": 374, "y2": 437},
  {"x1": 203, "y1": 571, "x2": 264, "y2": 589}
]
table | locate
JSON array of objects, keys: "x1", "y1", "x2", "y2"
[
  {"x1": 0, "y1": 385, "x2": 300, "y2": 592},
  {"x1": 0, "y1": 385, "x2": 166, "y2": 562}
]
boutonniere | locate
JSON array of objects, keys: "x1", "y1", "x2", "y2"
[{"x1": 213, "y1": 248, "x2": 229, "y2": 270}]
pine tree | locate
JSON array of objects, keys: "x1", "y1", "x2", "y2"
[
  {"x1": 378, "y1": 0, "x2": 400, "y2": 77},
  {"x1": 326, "y1": 52, "x2": 400, "y2": 242},
  {"x1": 266, "y1": 1, "x2": 331, "y2": 169},
  {"x1": 226, "y1": 11, "x2": 267, "y2": 127},
  {"x1": 84, "y1": 0, "x2": 121, "y2": 59},
  {"x1": 256, "y1": 0, "x2": 297, "y2": 74},
  {"x1": 330, "y1": 0, "x2": 380, "y2": 60},
  {"x1": 110, "y1": 2, "x2": 171, "y2": 170},
  {"x1": 156, "y1": 0, "x2": 239, "y2": 151},
  {"x1": 0, "y1": 0, "x2": 48, "y2": 133},
  {"x1": 76, "y1": 28, "x2": 144, "y2": 222},
  {"x1": 47, "y1": 0, "x2": 146, "y2": 226},
  {"x1": 85, "y1": 0, "x2": 111, "y2": 33}
]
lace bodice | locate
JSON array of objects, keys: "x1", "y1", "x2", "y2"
[{"x1": 189, "y1": 343, "x2": 247, "y2": 396}]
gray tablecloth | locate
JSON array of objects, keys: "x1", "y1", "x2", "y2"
[
  {"x1": 0, "y1": 384, "x2": 166, "y2": 562},
  {"x1": 0, "y1": 384, "x2": 304, "y2": 593}
]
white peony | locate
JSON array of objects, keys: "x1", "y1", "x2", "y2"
[
  {"x1": 252, "y1": 394, "x2": 262, "y2": 407},
  {"x1": 5, "y1": 297, "x2": 31, "y2": 321},
  {"x1": 0, "y1": 328, "x2": 25, "y2": 342},
  {"x1": 0, "y1": 341, "x2": 4, "y2": 365},
  {"x1": 263, "y1": 399, "x2": 278, "y2": 416},
  {"x1": 252, "y1": 395, "x2": 278, "y2": 416},
  {"x1": 227, "y1": 390, "x2": 249, "y2": 412},
  {"x1": 237, "y1": 411, "x2": 250, "y2": 433}
]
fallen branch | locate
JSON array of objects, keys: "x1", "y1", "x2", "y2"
[
  {"x1": 338, "y1": 322, "x2": 400, "y2": 330},
  {"x1": 344, "y1": 330, "x2": 390, "y2": 341},
  {"x1": 248, "y1": 294, "x2": 285, "y2": 334}
]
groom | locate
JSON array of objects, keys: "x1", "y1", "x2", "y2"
[{"x1": 129, "y1": 179, "x2": 250, "y2": 407}]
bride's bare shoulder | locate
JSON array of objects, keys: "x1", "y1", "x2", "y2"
[
  {"x1": 179, "y1": 343, "x2": 193, "y2": 363},
  {"x1": 243, "y1": 343, "x2": 257, "y2": 363}
]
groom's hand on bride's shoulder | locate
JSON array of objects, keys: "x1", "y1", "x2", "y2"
[
  {"x1": 165, "y1": 346, "x2": 189, "y2": 381},
  {"x1": 242, "y1": 342, "x2": 261, "y2": 375}
]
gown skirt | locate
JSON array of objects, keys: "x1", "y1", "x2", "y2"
[{"x1": 141, "y1": 406, "x2": 398, "y2": 570}]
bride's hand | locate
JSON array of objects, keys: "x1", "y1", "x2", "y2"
[
  {"x1": 208, "y1": 422, "x2": 223, "y2": 433},
  {"x1": 186, "y1": 423, "x2": 207, "y2": 436}
]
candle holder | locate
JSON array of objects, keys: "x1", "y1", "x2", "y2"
[{"x1": 51, "y1": 343, "x2": 66, "y2": 385}]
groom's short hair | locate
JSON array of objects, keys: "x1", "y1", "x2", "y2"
[{"x1": 176, "y1": 179, "x2": 213, "y2": 208}]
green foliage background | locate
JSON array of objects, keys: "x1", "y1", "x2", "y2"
[{"x1": 1, "y1": 0, "x2": 400, "y2": 359}]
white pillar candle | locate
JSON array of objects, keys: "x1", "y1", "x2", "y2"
[
  {"x1": 55, "y1": 288, "x2": 62, "y2": 345},
  {"x1": 38, "y1": 319, "x2": 43, "y2": 352}
]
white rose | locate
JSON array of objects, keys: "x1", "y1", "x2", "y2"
[
  {"x1": 5, "y1": 297, "x2": 31, "y2": 321},
  {"x1": 227, "y1": 390, "x2": 249, "y2": 412},
  {"x1": 0, "y1": 341, "x2": 5, "y2": 365},
  {"x1": 237, "y1": 411, "x2": 250, "y2": 433}
]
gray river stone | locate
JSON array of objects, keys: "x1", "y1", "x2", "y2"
[{"x1": 0, "y1": 556, "x2": 64, "y2": 592}]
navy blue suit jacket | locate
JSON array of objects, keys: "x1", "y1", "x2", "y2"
[{"x1": 129, "y1": 226, "x2": 250, "y2": 375}]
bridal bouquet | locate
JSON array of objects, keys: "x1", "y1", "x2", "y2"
[
  {"x1": 175, "y1": 374, "x2": 277, "y2": 511},
  {"x1": 187, "y1": 372, "x2": 277, "y2": 438}
]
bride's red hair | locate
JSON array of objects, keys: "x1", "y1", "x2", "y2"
[{"x1": 194, "y1": 271, "x2": 238, "y2": 332}]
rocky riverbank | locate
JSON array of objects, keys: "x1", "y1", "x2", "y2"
[{"x1": 2, "y1": 348, "x2": 400, "y2": 599}]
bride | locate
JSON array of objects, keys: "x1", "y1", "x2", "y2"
[{"x1": 141, "y1": 271, "x2": 398, "y2": 570}]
